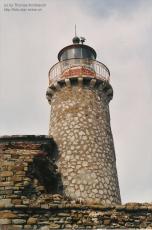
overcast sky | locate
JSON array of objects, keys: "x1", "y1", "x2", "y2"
[{"x1": 0, "y1": 0, "x2": 152, "y2": 204}]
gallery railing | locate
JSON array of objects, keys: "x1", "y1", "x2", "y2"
[{"x1": 48, "y1": 58, "x2": 110, "y2": 85}]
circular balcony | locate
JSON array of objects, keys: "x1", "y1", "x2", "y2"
[{"x1": 48, "y1": 58, "x2": 110, "y2": 86}]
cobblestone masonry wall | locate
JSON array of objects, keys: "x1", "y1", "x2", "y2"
[
  {"x1": 0, "y1": 136, "x2": 152, "y2": 229},
  {"x1": 49, "y1": 84, "x2": 121, "y2": 204}
]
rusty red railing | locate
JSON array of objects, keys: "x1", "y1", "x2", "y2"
[{"x1": 48, "y1": 58, "x2": 110, "y2": 85}]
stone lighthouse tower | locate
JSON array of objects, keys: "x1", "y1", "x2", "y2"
[{"x1": 46, "y1": 36, "x2": 121, "y2": 205}]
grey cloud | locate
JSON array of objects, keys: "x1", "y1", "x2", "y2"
[
  {"x1": 78, "y1": 0, "x2": 144, "y2": 18},
  {"x1": 0, "y1": 0, "x2": 152, "y2": 203}
]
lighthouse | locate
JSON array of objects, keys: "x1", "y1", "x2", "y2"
[{"x1": 46, "y1": 36, "x2": 121, "y2": 204}]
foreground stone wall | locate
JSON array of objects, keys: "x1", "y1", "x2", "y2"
[
  {"x1": 0, "y1": 202, "x2": 152, "y2": 229},
  {"x1": 0, "y1": 136, "x2": 152, "y2": 229},
  {"x1": 0, "y1": 135, "x2": 62, "y2": 205},
  {"x1": 48, "y1": 83, "x2": 121, "y2": 204}
]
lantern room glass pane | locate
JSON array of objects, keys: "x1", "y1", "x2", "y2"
[{"x1": 60, "y1": 47, "x2": 95, "y2": 61}]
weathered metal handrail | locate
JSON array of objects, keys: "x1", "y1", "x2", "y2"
[{"x1": 48, "y1": 58, "x2": 110, "y2": 85}]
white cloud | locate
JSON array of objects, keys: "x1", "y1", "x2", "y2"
[{"x1": 0, "y1": 0, "x2": 152, "y2": 203}]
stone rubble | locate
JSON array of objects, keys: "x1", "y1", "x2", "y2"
[{"x1": 0, "y1": 136, "x2": 152, "y2": 229}]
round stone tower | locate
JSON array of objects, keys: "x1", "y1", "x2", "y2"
[{"x1": 46, "y1": 37, "x2": 121, "y2": 204}]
